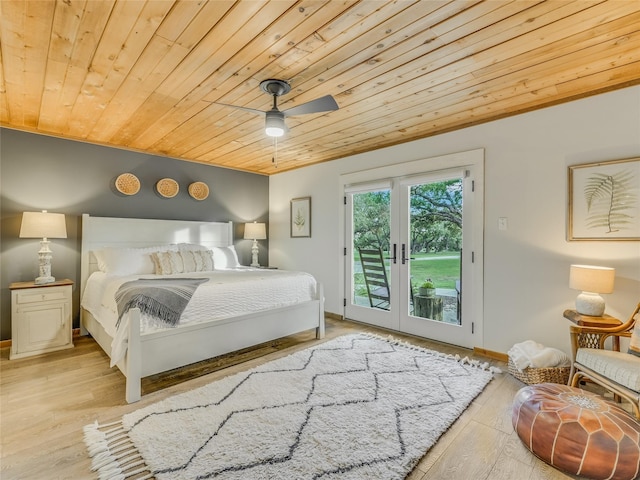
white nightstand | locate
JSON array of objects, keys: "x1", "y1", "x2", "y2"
[{"x1": 10, "y1": 279, "x2": 74, "y2": 359}]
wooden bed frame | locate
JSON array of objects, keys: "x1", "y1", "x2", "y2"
[{"x1": 80, "y1": 214, "x2": 325, "y2": 403}]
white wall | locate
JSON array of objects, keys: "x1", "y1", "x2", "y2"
[{"x1": 269, "y1": 86, "x2": 640, "y2": 355}]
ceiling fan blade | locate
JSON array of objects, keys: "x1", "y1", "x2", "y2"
[
  {"x1": 214, "y1": 102, "x2": 265, "y2": 116},
  {"x1": 283, "y1": 95, "x2": 338, "y2": 117}
]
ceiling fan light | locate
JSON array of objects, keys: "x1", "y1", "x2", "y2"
[
  {"x1": 265, "y1": 111, "x2": 285, "y2": 137},
  {"x1": 265, "y1": 126, "x2": 284, "y2": 137}
]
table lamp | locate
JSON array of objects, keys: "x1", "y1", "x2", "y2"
[
  {"x1": 244, "y1": 222, "x2": 267, "y2": 267},
  {"x1": 20, "y1": 210, "x2": 67, "y2": 284},
  {"x1": 569, "y1": 264, "x2": 615, "y2": 316}
]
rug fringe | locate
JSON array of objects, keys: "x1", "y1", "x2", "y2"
[
  {"x1": 83, "y1": 420, "x2": 152, "y2": 480},
  {"x1": 362, "y1": 332, "x2": 503, "y2": 374}
]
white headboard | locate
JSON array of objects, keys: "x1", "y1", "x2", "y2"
[{"x1": 80, "y1": 214, "x2": 234, "y2": 297}]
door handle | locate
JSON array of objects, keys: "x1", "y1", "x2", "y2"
[
  {"x1": 401, "y1": 244, "x2": 415, "y2": 264},
  {"x1": 385, "y1": 244, "x2": 398, "y2": 264}
]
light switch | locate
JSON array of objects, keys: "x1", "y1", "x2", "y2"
[{"x1": 498, "y1": 217, "x2": 508, "y2": 230}]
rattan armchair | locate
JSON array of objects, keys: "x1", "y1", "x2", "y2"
[{"x1": 569, "y1": 302, "x2": 640, "y2": 419}]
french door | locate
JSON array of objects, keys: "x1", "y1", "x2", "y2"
[
  {"x1": 344, "y1": 162, "x2": 482, "y2": 349},
  {"x1": 345, "y1": 182, "x2": 394, "y2": 330}
]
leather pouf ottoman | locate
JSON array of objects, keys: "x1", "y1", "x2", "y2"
[{"x1": 512, "y1": 383, "x2": 640, "y2": 480}]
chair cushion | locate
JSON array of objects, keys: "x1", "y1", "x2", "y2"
[
  {"x1": 576, "y1": 348, "x2": 640, "y2": 393},
  {"x1": 629, "y1": 321, "x2": 640, "y2": 357}
]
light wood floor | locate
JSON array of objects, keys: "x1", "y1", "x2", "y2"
[{"x1": 0, "y1": 317, "x2": 580, "y2": 480}]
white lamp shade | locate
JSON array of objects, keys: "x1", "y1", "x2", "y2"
[
  {"x1": 244, "y1": 222, "x2": 267, "y2": 240},
  {"x1": 569, "y1": 264, "x2": 615, "y2": 293},
  {"x1": 19, "y1": 211, "x2": 67, "y2": 239}
]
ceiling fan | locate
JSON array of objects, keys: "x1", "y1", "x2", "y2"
[{"x1": 215, "y1": 79, "x2": 339, "y2": 138}]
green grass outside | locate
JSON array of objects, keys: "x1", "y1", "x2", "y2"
[
  {"x1": 353, "y1": 251, "x2": 460, "y2": 293},
  {"x1": 409, "y1": 256, "x2": 459, "y2": 290}
]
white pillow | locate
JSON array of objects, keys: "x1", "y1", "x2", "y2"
[
  {"x1": 152, "y1": 250, "x2": 214, "y2": 274},
  {"x1": 181, "y1": 250, "x2": 198, "y2": 272},
  {"x1": 94, "y1": 246, "x2": 166, "y2": 275},
  {"x1": 168, "y1": 251, "x2": 184, "y2": 273},
  {"x1": 151, "y1": 251, "x2": 169, "y2": 275},
  {"x1": 152, "y1": 251, "x2": 184, "y2": 275},
  {"x1": 195, "y1": 250, "x2": 214, "y2": 271},
  {"x1": 212, "y1": 245, "x2": 240, "y2": 269},
  {"x1": 180, "y1": 250, "x2": 214, "y2": 272}
]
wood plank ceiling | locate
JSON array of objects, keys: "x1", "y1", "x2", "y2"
[{"x1": 1, "y1": 0, "x2": 639, "y2": 175}]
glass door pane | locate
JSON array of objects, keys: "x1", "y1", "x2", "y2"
[
  {"x1": 345, "y1": 186, "x2": 397, "y2": 330},
  {"x1": 398, "y1": 168, "x2": 477, "y2": 348},
  {"x1": 408, "y1": 179, "x2": 462, "y2": 324}
]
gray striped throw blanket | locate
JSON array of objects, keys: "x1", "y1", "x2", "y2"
[{"x1": 115, "y1": 278, "x2": 209, "y2": 328}]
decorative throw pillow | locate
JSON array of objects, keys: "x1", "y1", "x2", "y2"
[
  {"x1": 153, "y1": 248, "x2": 214, "y2": 274},
  {"x1": 167, "y1": 250, "x2": 184, "y2": 273},
  {"x1": 629, "y1": 321, "x2": 640, "y2": 357},
  {"x1": 180, "y1": 250, "x2": 198, "y2": 273},
  {"x1": 150, "y1": 251, "x2": 163, "y2": 274},
  {"x1": 192, "y1": 250, "x2": 205, "y2": 271},
  {"x1": 197, "y1": 250, "x2": 214, "y2": 271},
  {"x1": 152, "y1": 251, "x2": 180, "y2": 275}
]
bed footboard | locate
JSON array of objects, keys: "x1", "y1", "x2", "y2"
[
  {"x1": 316, "y1": 282, "x2": 325, "y2": 339},
  {"x1": 125, "y1": 308, "x2": 142, "y2": 403},
  {"x1": 121, "y1": 284, "x2": 325, "y2": 404}
]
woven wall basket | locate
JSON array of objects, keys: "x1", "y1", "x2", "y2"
[
  {"x1": 188, "y1": 181, "x2": 209, "y2": 201},
  {"x1": 115, "y1": 173, "x2": 141, "y2": 195},
  {"x1": 156, "y1": 178, "x2": 179, "y2": 198}
]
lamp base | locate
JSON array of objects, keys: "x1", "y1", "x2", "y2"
[
  {"x1": 575, "y1": 292, "x2": 605, "y2": 316},
  {"x1": 35, "y1": 239, "x2": 56, "y2": 284},
  {"x1": 250, "y1": 239, "x2": 261, "y2": 268},
  {"x1": 35, "y1": 275, "x2": 56, "y2": 285}
]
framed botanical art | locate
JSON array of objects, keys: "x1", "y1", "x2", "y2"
[
  {"x1": 568, "y1": 157, "x2": 639, "y2": 241},
  {"x1": 290, "y1": 196, "x2": 311, "y2": 238}
]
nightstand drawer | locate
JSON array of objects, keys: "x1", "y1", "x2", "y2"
[{"x1": 15, "y1": 288, "x2": 67, "y2": 304}]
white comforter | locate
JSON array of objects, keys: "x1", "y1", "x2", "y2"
[{"x1": 81, "y1": 268, "x2": 318, "y2": 365}]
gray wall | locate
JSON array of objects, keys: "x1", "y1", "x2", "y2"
[{"x1": 0, "y1": 128, "x2": 269, "y2": 340}]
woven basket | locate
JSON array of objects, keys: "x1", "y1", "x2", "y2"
[
  {"x1": 156, "y1": 178, "x2": 179, "y2": 198},
  {"x1": 114, "y1": 173, "x2": 140, "y2": 195},
  {"x1": 188, "y1": 181, "x2": 209, "y2": 201},
  {"x1": 508, "y1": 358, "x2": 570, "y2": 385}
]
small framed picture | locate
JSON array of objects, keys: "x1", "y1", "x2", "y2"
[
  {"x1": 290, "y1": 197, "x2": 311, "y2": 238},
  {"x1": 568, "y1": 157, "x2": 640, "y2": 241}
]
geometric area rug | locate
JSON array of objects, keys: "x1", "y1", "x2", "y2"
[{"x1": 84, "y1": 333, "x2": 498, "y2": 480}]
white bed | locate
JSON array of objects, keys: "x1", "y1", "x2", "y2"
[{"x1": 80, "y1": 214, "x2": 325, "y2": 403}]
